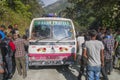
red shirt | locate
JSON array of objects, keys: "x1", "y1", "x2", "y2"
[{"x1": 9, "y1": 41, "x2": 16, "y2": 52}]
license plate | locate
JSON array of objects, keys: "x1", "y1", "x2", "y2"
[{"x1": 31, "y1": 60, "x2": 63, "y2": 65}]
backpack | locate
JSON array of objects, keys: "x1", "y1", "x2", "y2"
[{"x1": 3, "y1": 38, "x2": 13, "y2": 57}]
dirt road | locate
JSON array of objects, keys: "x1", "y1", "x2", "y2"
[{"x1": 12, "y1": 65, "x2": 120, "y2": 80}]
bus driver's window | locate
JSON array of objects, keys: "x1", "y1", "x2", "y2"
[
  {"x1": 31, "y1": 28, "x2": 37, "y2": 39},
  {"x1": 31, "y1": 25, "x2": 40, "y2": 39}
]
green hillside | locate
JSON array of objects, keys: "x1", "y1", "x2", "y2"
[
  {"x1": 0, "y1": 0, "x2": 44, "y2": 35},
  {"x1": 44, "y1": 0, "x2": 70, "y2": 14}
]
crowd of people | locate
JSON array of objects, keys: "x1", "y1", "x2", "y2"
[
  {"x1": 0, "y1": 24, "x2": 28, "y2": 80},
  {"x1": 77, "y1": 27, "x2": 120, "y2": 80},
  {"x1": 0, "y1": 23, "x2": 120, "y2": 80}
]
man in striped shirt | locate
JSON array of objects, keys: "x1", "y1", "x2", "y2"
[{"x1": 103, "y1": 30, "x2": 115, "y2": 75}]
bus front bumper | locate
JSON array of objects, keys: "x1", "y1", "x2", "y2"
[{"x1": 28, "y1": 60, "x2": 75, "y2": 66}]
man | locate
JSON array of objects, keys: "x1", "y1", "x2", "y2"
[
  {"x1": 83, "y1": 29, "x2": 104, "y2": 80},
  {"x1": 4, "y1": 33, "x2": 16, "y2": 79},
  {"x1": 13, "y1": 34, "x2": 27, "y2": 79},
  {"x1": 0, "y1": 48, "x2": 4, "y2": 80},
  {"x1": 97, "y1": 28, "x2": 106, "y2": 41},
  {"x1": 13, "y1": 24, "x2": 19, "y2": 34},
  {"x1": 103, "y1": 30, "x2": 115, "y2": 74},
  {"x1": 7, "y1": 25, "x2": 14, "y2": 35},
  {"x1": 113, "y1": 28, "x2": 120, "y2": 69},
  {"x1": 22, "y1": 35, "x2": 29, "y2": 70}
]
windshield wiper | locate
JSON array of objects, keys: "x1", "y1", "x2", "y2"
[
  {"x1": 56, "y1": 36, "x2": 71, "y2": 43},
  {"x1": 35, "y1": 36, "x2": 50, "y2": 42}
]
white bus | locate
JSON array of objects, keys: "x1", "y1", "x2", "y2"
[{"x1": 28, "y1": 17, "x2": 77, "y2": 66}]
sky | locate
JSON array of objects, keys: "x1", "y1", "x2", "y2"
[{"x1": 41, "y1": 0, "x2": 58, "y2": 6}]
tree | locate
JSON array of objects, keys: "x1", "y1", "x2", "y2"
[
  {"x1": 28, "y1": 0, "x2": 44, "y2": 18},
  {"x1": 62, "y1": 0, "x2": 120, "y2": 31}
]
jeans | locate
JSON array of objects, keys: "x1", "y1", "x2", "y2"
[
  {"x1": 26, "y1": 54, "x2": 28, "y2": 70},
  {"x1": 101, "y1": 66, "x2": 109, "y2": 80},
  {"x1": 5, "y1": 56, "x2": 13, "y2": 74},
  {"x1": 0, "y1": 74, "x2": 3, "y2": 80},
  {"x1": 86, "y1": 65, "x2": 101, "y2": 80},
  {"x1": 105, "y1": 59, "x2": 112, "y2": 74}
]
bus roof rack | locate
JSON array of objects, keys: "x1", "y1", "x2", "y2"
[{"x1": 42, "y1": 13, "x2": 58, "y2": 17}]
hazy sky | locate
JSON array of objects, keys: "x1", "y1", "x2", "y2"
[{"x1": 41, "y1": 0, "x2": 58, "y2": 6}]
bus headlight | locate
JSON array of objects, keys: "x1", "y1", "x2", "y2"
[{"x1": 31, "y1": 56, "x2": 35, "y2": 60}]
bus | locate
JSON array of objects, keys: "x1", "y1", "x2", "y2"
[{"x1": 28, "y1": 17, "x2": 77, "y2": 66}]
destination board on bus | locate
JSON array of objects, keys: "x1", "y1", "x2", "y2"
[{"x1": 34, "y1": 20, "x2": 71, "y2": 26}]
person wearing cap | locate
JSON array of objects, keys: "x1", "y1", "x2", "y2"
[{"x1": 83, "y1": 29, "x2": 104, "y2": 80}]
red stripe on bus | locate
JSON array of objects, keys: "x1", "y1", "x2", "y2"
[{"x1": 28, "y1": 53, "x2": 74, "y2": 57}]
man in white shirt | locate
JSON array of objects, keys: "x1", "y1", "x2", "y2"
[{"x1": 83, "y1": 29, "x2": 104, "y2": 80}]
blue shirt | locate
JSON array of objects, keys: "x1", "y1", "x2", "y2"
[{"x1": 0, "y1": 30, "x2": 5, "y2": 40}]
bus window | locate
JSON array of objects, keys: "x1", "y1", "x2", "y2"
[
  {"x1": 31, "y1": 20, "x2": 74, "y2": 40},
  {"x1": 53, "y1": 25, "x2": 73, "y2": 40},
  {"x1": 32, "y1": 24, "x2": 50, "y2": 39}
]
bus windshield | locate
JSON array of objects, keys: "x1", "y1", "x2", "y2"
[{"x1": 31, "y1": 20, "x2": 74, "y2": 40}]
